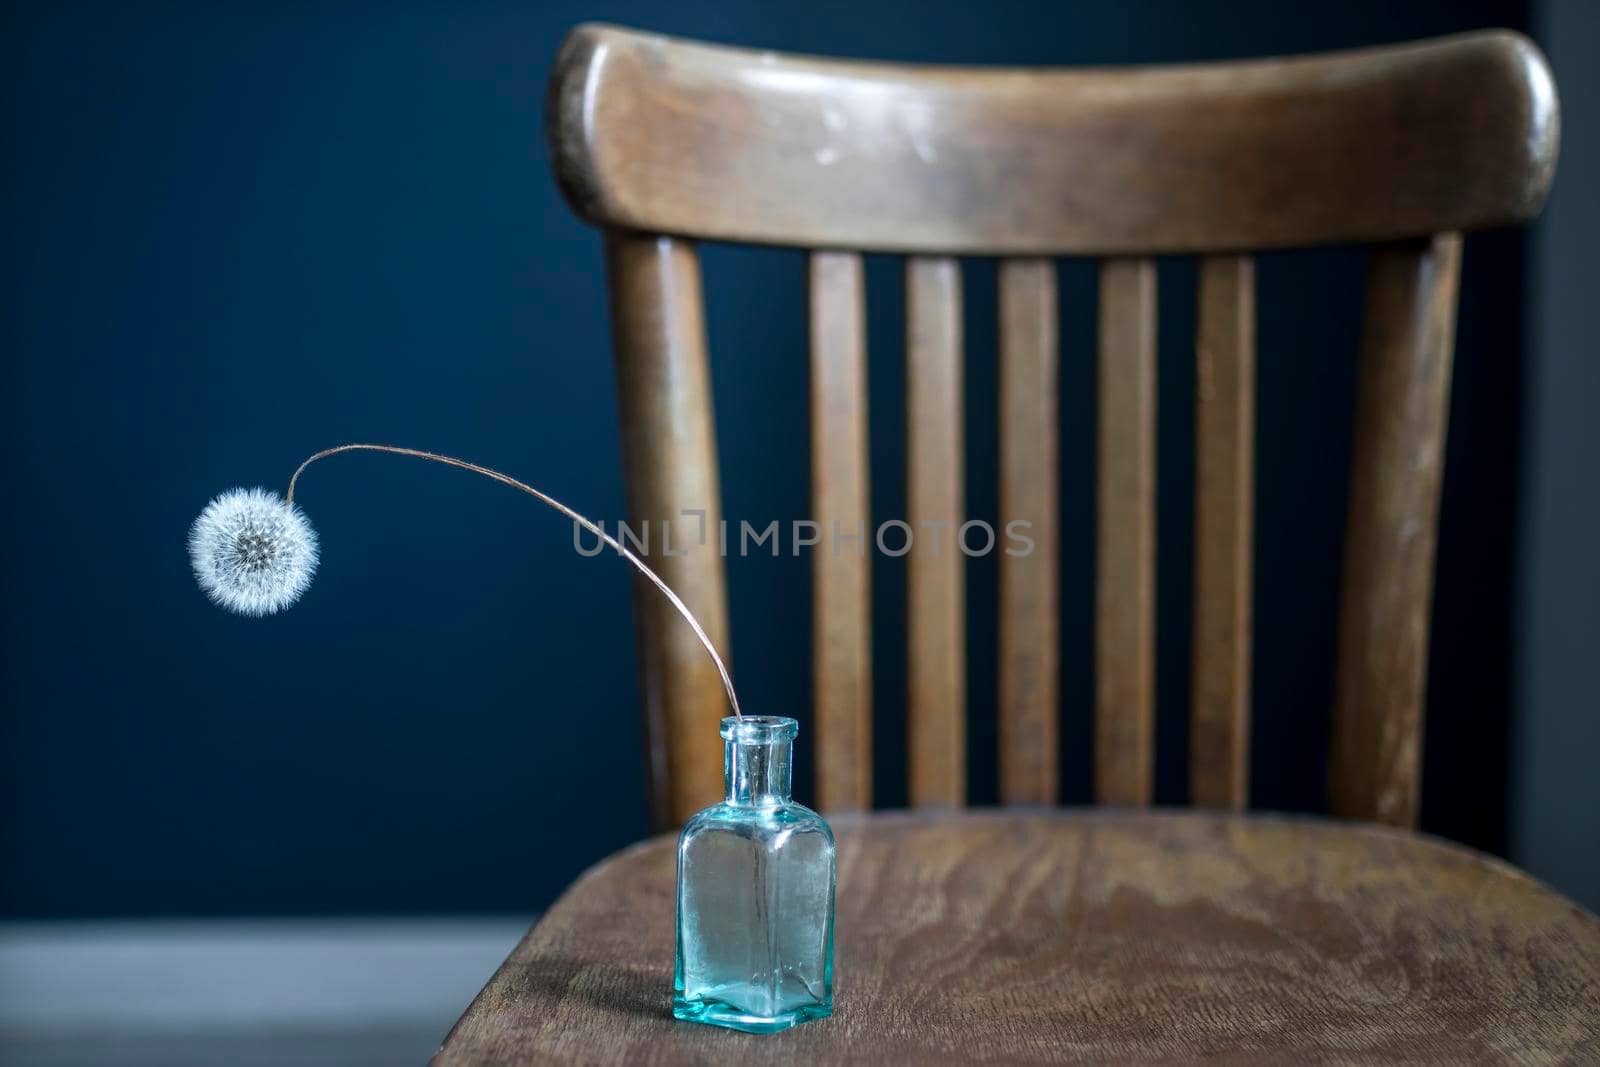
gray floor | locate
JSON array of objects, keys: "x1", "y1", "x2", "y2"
[{"x1": 0, "y1": 918, "x2": 532, "y2": 1067}]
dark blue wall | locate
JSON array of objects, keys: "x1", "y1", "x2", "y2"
[
  {"x1": 1513, "y1": 0, "x2": 1600, "y2": 914},
  {"x1": 3, "y1": 0, "x2": 1533, "y2": 917}
]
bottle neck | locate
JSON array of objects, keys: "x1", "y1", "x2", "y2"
[{"x1": 725, "y1": 737, "x2": 793, "y2": 807}]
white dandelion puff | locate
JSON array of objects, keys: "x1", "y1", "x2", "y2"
[
  {"x1": 190, "y1": 443, "x2": 743, "y2": 718},
  {"x1": 189, "y1": 487, "x2": 319, "y2": 617}
]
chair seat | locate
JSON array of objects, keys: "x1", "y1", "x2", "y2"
[{"x1": 433, "y1": 810, "x2": 1600, "y2": 1064}]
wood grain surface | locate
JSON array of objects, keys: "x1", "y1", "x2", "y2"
[
  {"x1": 809, "y1": 251, "x2": 874, "y2": 813},
  {"x1": 435, "y1": 811, "x2": 1600, "y2": 1065},
  {"x1": 1332, "y1": 235, "x2": 1463, "y2": 829},
  {"x1": 1191, "y1": 256, "x2": 1256, "y2": 810},
  {"x1": 998, "y1": 259, "x2": 1060, "y2": 806},
  {"x1": 905, "y1": 257, "x2": 966, "y2": 808},
  {"x1": 549, "y1": 26, "x2": 1558, "y2": 255},
  {"x1": 605, "y1": 233, "x2": 731, "y2": 828},
  {"x1": 1095, "y1": 260, "x2": 1157, "y2": 807}
]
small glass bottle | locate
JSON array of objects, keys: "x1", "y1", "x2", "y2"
[{"x1": 674, "y1": 716, "x2": 836, "y2": 1033}]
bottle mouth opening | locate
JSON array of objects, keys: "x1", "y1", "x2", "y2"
[{"x1": 720, "y1": 715, "x2": 799, "y2": 743}]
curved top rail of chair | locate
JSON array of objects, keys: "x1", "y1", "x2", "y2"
[{"x1": 546, "y1": 25, "x2": 1559, "y2": 255}]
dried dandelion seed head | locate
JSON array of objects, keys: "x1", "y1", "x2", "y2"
[
  {"x1": 188, "y1": 443, "x2": 741, "y2": 717},
  {"x1": 189, "y1": 487, "x2": 319, "y2": 617}
]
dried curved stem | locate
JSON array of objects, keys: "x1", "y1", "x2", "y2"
[{"x1": 288, "y1": 443, "x2": 741, "y2": 720}]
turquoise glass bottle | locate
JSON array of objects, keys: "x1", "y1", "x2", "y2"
[{"x1": 674, "y1": 716, "x2": 836, "y2": 1033}]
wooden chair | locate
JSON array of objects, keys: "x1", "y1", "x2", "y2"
[{"x1": 437, "y1": 26, "x2": 1598, "y2": 1063}]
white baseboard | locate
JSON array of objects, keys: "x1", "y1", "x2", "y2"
[{"x1": 0, "y1": 917, "x2": 532, "y2": 1065}]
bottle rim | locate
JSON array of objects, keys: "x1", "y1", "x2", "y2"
[{"x1": 719, "y1": 715, "x2": 799, "y2": 742}]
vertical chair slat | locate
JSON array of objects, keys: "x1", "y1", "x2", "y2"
[
  {"x1": 605, "y1": 232, "x2": 732, "y2": 830},
  {"x1": 1331, "y1": 233, "x2": 1462, "y2": 828},
  {"x1": 998, "y1": 259, "x2": 1060, "y2": 805},
  {"x1": 1191, "y1": 255, "x2": 1257, "y2": 809},
  {"x1": 906, "y1": 256, "x2": 966, "y2": 807},
  {"x1": 809, "y1": 252, "x2": 873, "y2": 812},
  {"x1": 1095, "y1": 258, "x2": 1158, "y2": 806}
]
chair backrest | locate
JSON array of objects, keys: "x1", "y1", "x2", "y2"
[{"x1": 545, "y1": 24, "x2": 1559, "y2": 830}]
